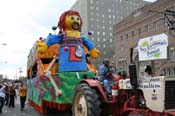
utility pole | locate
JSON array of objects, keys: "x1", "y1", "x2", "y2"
[{"x1": 19, "y1": 67, "x2": 22, "y2": 79}]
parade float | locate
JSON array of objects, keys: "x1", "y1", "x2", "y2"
[{"x1": 27, "y1": 10, "x2": 99, "y2": 115}]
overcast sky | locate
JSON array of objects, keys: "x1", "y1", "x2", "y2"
[
  {"x1": 0, "y1": 0, "x2": 77, "y2": 79},
  {"x1": 0, "y1": 0, "x2": 156, "y2": 79}
]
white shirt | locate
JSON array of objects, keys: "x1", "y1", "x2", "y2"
[{"x1": 0, "y1": 86, "x2": 5, "y2": 98}]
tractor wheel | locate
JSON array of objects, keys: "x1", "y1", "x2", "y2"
[{"x1": 72, "y1": 83, "x2": 102, "y2": 116}]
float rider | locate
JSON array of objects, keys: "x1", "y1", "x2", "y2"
[{"x1": 98, "y1": 59, "x2": 114, "y2": 99}]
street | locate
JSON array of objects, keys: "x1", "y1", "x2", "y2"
[
  {"x1": 1, "y1": 93, "x2": 71, "y2": 116},
  {"x1": 2, "y1": 105, "x2": 71, "y2": 116},
  {"x1": 1, "y1": 99, "x2": 43, "y2": 116}
]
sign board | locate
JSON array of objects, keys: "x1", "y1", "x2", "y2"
[
  {"x1": 125, "y1": 77, "x2": 161, "y2": 89},
  {"x1": 138, "y1": 33, "x2": 168, "y2": 61}
]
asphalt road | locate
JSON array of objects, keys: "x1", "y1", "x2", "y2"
[
  {"x1": 2, "y1": 104, "x2": 71, "y2": 116},
  {"x1": 1, "y1": 98, "x2": 43, "y2": 116},
  {"x1": 1, "y1": 94, "x2": 71, "y2": 116}
]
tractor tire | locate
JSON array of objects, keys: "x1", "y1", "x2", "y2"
[{"x1": 72, "y1": 83, "x2": 102, "y2": 116}]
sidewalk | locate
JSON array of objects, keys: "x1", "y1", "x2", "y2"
[{"x1": 1, "y1": 95, "x2": 42, "y2": 116}]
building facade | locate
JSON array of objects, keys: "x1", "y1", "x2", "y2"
[
  {"x1": 113, "y1": 0, "x2": 175, "y2": 77},
  {"x1": 71, "y1": 0, "x2": 148, "y2": 67}
]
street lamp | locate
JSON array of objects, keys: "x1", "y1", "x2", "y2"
[
  {"x1": 19, "y1": 67, "x2": 23, "y2": 78},
  {"x1": 52, "y1": 26, "x2": 58, "y2": 34}
]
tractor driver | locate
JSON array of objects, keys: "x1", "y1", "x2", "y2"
[{"x1": 98, "y1": 59, "x2": 114, "y2": 99}]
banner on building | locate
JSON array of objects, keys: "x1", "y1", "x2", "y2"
[{"x1": 138, "y1": 33, "x2": 168, "y2": 61}]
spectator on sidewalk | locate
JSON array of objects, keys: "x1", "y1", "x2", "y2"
[
  {"x1": 0, "y1": 84, "x2": 6, "y2": 113},
  {"x1": 4, "y1": 85, "x2": 9, "y2": 106},
  {"x1": 18, "y1": 83, "x2": 27, "y2": 111},
  {"x1": 8, "y1": 85, "x2": 16, "y2": 108}
]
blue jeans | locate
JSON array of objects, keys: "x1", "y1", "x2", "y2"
[{"x1": 103, "y1": 79, "x2": 113, "y2": 95}]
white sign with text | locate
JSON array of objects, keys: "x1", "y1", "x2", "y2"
[{"x1": 138, "y1": 33, "x2": 168, "y2": 61}]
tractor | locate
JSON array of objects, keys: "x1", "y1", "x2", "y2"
[{"x1": 72, "y1": 47, "x2": 175, "y2": 116}]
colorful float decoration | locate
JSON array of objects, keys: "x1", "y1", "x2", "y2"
[{"x1": 27, "y1": 10, "x2": 99, "y2": 114}]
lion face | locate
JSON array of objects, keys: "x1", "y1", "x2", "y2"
[{"x1": 65, "y1": 15, "x2": 81, "y2": 31}]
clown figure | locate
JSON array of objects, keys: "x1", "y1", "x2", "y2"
[{"x1": 37, "y1": 10, "x2": 100, "y2": 72}]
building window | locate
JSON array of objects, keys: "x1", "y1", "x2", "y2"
[
  {"x1": 90, "y1": 24, "x2": 94, "y2": 29},
  {"x1": 102, "y1": 26, "x2": 105, "y2": 30},
  {"x1": 145, "y1": 25, "x2": 148, "y2": 33},
  {"x1": 96, "y1": 7, "x2": 99, "y2": 11},
  {"x1": 171, "y1": 68, "x2": 174, "y2": 76},
  {"x1": 109, "y1": 21, "x2": 111, "y2": 24},
  {"x1": 126, "y1": 33, "x2": 128, "y2": 39},
  {"x1": 131, "y1": 31, "x2": 134, "y2": 37},
  {"x1": 96, "y1": 1, "x2": 99, "y2": 4},
  {"x1": 161, "y1": 19, "x2": 166, "y2": 25},
  {"x1": 109, "y1": 15, "x2": 111, "y2": 19},
  {"x1": 101, "y1": 1, "x2": 104, "y2": 7},
  {"x1": 97, "y1": 38, "x2": 100, "y2": 41},
  {"x1": 97, "y1": 25, "x2": 100, "y2": 29},
  {"x1": 168, "y1": 68, "x2": 171, "y2": 76},
  {"x1": 119, "y1": 60, "x2": 127, "y2": 70},
  {"x1": 103, "y1": 38, "x2": 106, "y2": 42},
  {"x1": 97, "y1": 32, "x2": 100, "y2": 35},
  {"x1": 103, "y1": 32, "x2": 105, "y2": 35},
  {"x1": 120, "y1": 35, "x2": 123, "y2": 40},
  {"x1": 153, "y1": 21, "x2": 157, "y2": 29},
  {"x1": 110, "y1": 39, "x2": 112, "y2": 42},
  {"x1": 163, "y1": 69, "x2": 166, "y2": 76},
  {"x1": 98, "y1": 44, "x2": 100, "y2": 47},
  {"x1": 170, "y1": 47, "x2": 175, "y2": 61},
  {"x1": 110, "y1": 33, "x2": 112, "y2": 36},
  {"x1": 138, "y1": 28, "x2": 141, "y2": 35},
  {"x1": 103, "y1": 44, "x2": 106, "y2": 48}
]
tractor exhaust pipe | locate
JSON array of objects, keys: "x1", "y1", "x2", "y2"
[{"x1": 129, "y1": 48, "x2": 138, "y2": 89}]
